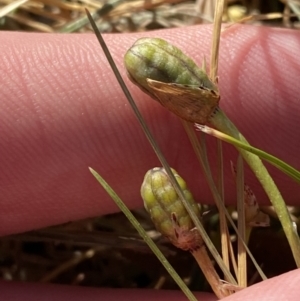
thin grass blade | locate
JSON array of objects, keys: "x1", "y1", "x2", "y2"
[
  {"x1": 236, "y1": 156, "x2": 247, "y2": 288},
  {"x1": 183, "y1": 121, "x2": 267, "y2": 281},
  {"x1": 0, "y1": 0, "x2": 28, "y2": 18},
  {"x1": 196, "y1": 124, "x2": 300, "y2": 183},
  {"x1": 59, "y1": 0, "x2": 122, "y2": 33}
]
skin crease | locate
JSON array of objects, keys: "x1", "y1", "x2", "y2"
[{"x1": 0, "y1": 25, "x2": 300, "y2": 300}]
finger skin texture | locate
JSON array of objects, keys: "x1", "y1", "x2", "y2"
[
  {"x1": 222, "y1": 269, "x2": 300, "y2": 301},
  {"x1": 1, "y1": 26, "x2": 300, "y2": 235},
  {"x1": 1, "y1": 269, "x2": 300, "y2": 301}
]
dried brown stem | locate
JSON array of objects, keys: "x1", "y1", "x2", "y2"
[{"x1": 191, "y1": 245, "x2": 230, "y2": 299}]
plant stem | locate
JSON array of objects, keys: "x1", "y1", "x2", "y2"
[
  {"x1": 196, "y1": 124, "x2": 300, "y2": 183},
  {"x1": 191, "y1": 245, "x2": 230, "y2": 299},
  {"x1": 211, "y1": 108, "x2": 300, "y2": 267},
  {"x1": 183, "y1": 121, "x2": 266, "y2": 281}
]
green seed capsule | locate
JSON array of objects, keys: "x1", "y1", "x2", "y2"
[
  {"x1": 125, "y1": 38, "x2": 216, "y2": 93},
  {"x1": 141, "y1": 167, "x2": 202, "y2": 251},
  {"x1": 124, "y1": 38, "x2": 220, "y2": 124}
]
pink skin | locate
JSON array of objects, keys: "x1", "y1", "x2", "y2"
[{"x1": 0, "y1": 25, "x2": 300, "y2": 299}]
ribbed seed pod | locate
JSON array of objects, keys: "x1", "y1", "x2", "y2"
[
  {"x1": 125, "y1": 38, "x2": 217, "y2": 92},
  {"x1": 141, "y1": 167, "x2": 203, "y2": 251},
  {"x1": 124, "y1": 38, "x2": 220, "y2": 124}
]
